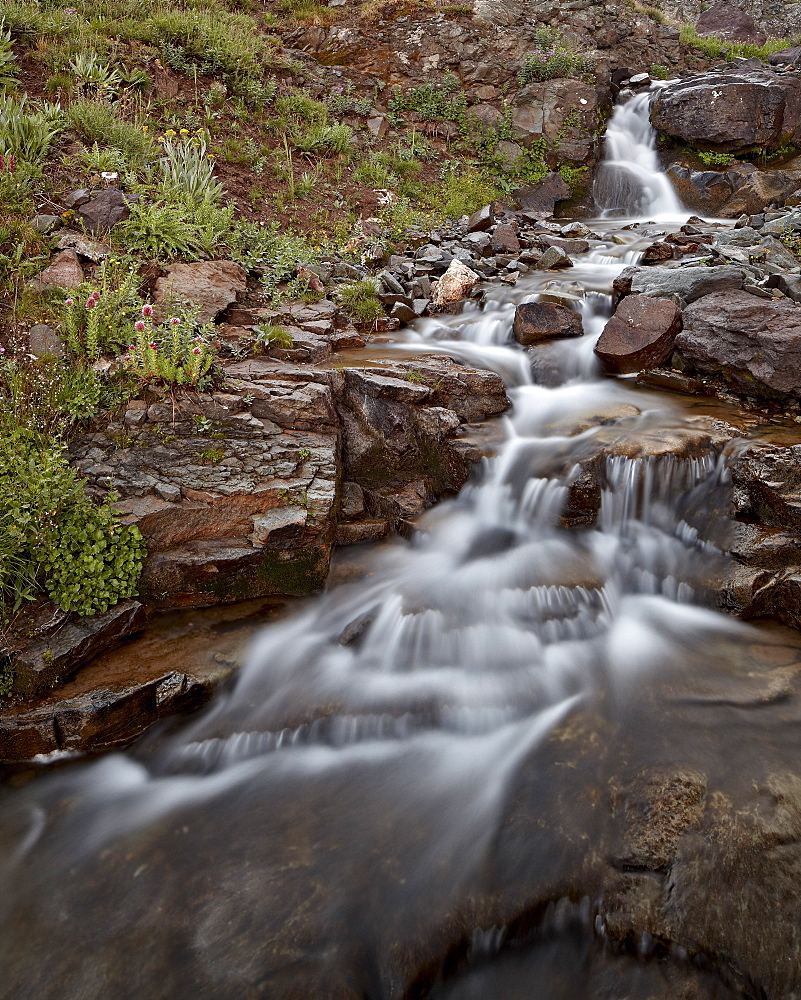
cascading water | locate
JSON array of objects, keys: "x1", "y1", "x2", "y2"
[
  {"x1": 593, "y1": 87, "x2": 684, "y2": 219},
  {"x1": 0, "y1": 92, "x2": 789, "y2": 1000}
]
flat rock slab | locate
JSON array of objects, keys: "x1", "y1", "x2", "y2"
[
  {"x1": 595, "y1": 295, "x2": 682, "y2": 374},
  {"x1": 0, "y1": 670, "x2": 211, "y2": 761},
  {"x1": 8, "y1": 600, "x2": 147, "y2": 699},
  {"x1": 154, "y1": 260, "x2": 248, "y2": 324},
  {"x1": 678, "y1": 289, "x2": 801, "y2": 396},
  {"x1": 616, "y1": 264, "x2": 746, "y2": 305}
]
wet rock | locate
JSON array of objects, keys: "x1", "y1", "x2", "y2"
[
  {"x1": 678, "y1": 289, "x2": 801, "y2": 396},
  {"x1": 667, "y1": 162, "x2": 801, "y2": 218},
  {"x1": 154, "y1": 260, "x2": 248, "y2": 324},
  {"x1": 769, "y1": 45, "x2": 801, "y2": 67},
  {"x1": 512, "y1": 172, "x2": 572, "y2": 216},
  {"x1": 595, "y1": 295, "x2": 682, "y2": 374},
  {"x1": 513, "y1": 301, "x2": 584, "y2": 345},
  {"x1": 0, "y1": 670, "x2": 211, "y2": 761},
  {"x1": 431, "y1": 259, "x2": 481, "y2": 306},
  {"x1": 76, "y1": 189, "x2": 134, "y2": 234},
  {"x1": 29, "y1": 249, "x2": 84, "y2": 291},
  {"x1": 636, "y1": 368, "x2": 710, "y2": 395},
  {"x1": 620, "y1": 264, "x2": 746, "y2": 305},
  {"x1": 651, "y1": 63, "x2": 801, "y2": 154},
  {"x1": 8, "y1": 601, "x2": 147, "y2": 698},
  {"x1": 28, "y1": 324, "x2": 64, "y2": 359},
  {"x1": 695, "y1": 2, "x2": 766, "y2": 44},
  {"x1": 536, "y1": 246, "x2": 573, "y2": 270}
]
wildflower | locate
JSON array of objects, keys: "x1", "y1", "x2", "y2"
[
  {"x1": 135, "y1": 320, "x2": 146, "y2": 332},
  {"x1": 149, "y1": 342, "x2": 158, "y2": 350},
  {"x1": 179, "y1": 128, "x2": 190, "y2": 135},
  {"x1": 165, "y1": 129, "x2": 177, "y2": 137},
  {"x1": 64, "y1": 298, "x2": 74, "y2": 307},
  {"x1": 194, "y1": 335, "x2": 204, "y2": 343},
  {"x1": 142, "y1": 304, "x2": 154, "y2": 317},
  {"x1": 169, "y1": 317, "x2": 181, "y2": 326},
  {"x1": 86, "y1": 297, "x2": 96, "y2": 309},
  {"x1": 0, "y1": 346, "x2": 5, "y2": 354},
  {"x1": 192, "y1": 346, "x2": 201, "y2": 354},
  {"x1": 91, "y1": 290, "x2": 101, "y2": 302}
]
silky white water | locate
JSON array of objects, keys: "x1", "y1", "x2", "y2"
[{"x1": 0, "y1": 89, "x2": 762, "y2": 1000}]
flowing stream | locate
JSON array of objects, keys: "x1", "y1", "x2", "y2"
[{"x1": 1, "y1": 92, "x2": 797, "y2": 1000}]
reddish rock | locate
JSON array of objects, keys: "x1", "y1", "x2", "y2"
[
  {"x1": 513, "y1": 301, "x2": 584, "y2": 345},
  {"x1": 467, "y1": 204, "x2": 495, "y2": 232},
  {"x1": 641, "y1": 241, "x2": 674, "y2": 263},
  {"x1": 154, "y1": 260, "x2": 248, "y2": 324},
  {"x1": 595, "y1": 295, "x2": 682, "y2": 374},
  {"x1": 696, "y1": 2, "x2": 766, "y2": 44},
  {"x1": 512, "y1": 172, "x2": 572, "y2": 216},
  {"x1": 491, "y1": 224, "x2": 521, "y2": 254},
  {"x1": 29, "y1": 249, "x2": 84, "y2": 291}
]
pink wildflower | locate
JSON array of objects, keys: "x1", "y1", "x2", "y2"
[
  {"x1": 64, "y1": 298, "x2": 74, "y2": 307},
  {"x1": 149, "y1": 342, "x2": 158, "y2": 350},
  {"x1": 194, "y1": 335, "x2": 204, "y2": 343},
  {"x1": 169, "y1": 317, "x2": 181, "y2": 326},
  {"x1": 142, "y1": 304, "x2": 154, "y2": 317},
  {"x1": 85, "y1": 298, "x2": 96, "y2": 309},
  {"x1": 91, "y1": 290, "x2": 101, "y2": 302},
  {"x1": 192, "y1": 346, "x2": 201, "y2": 354},
  {"x1": 135, "y1": 320, "x2": 146, "y2": 332}
]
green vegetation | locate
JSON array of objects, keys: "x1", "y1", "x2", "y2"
[
  {"x1": 0, "y1": 356, "x2": 145, "y2": 619},
  {"x1": 696, "y1": 149, "x2": 735, "y2": 166},
  {"x1": 122, "y1": 309, "x2": 216, "y2": 387},
  {"x1": 335, "y1": 278, "x2": 383, "y2": 324},
  {"x1": 518, "y1": 28, "x2": 594, "y2": 84},
  {"x1": 679, "y1": 24, "x2": 800, "y2": 61}
]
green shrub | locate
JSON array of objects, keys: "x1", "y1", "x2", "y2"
[
  {"x1": 117, "y1": 199, "x2": 231, "y2": 258},
  {"x1": 66, "y1": 100, "x2": 154, "y2": 166},
  {"x1": 0, "y1": 94, "x2": 63, "y2": 164},
  {"x1": 649, "y1": 62, "x2": 671, "y2": 79},
  {"x1": 149, "y1": 8, "x2": 270, "y2": 79},
  {"x1": 275, "y1": 91, "x2": 330, "y2": 125},
  {"x1": 0, "y1": 25, "x2": 18, "y2": 91},
  {"x1": 0, "y1": 358, "x2": 145, "y2": 619},
  {"x1": 518, "y1": 28, "x2": 594, "y2": 83},
  {"x1": 122, "y1": 310, "x2": 216, "y2": 387},
  {"x1": 290, "y1": 121, "x2": 353, "y2": 156},
  {"x1": 225, "y1": 219, "x2": 316, "y2": 285},
  {"x1": 388, "y1": 73, "x2": 467, "y2": 124}
]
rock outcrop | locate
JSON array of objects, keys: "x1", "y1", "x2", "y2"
[
  {"x1": 595, "y1": 295, "x2": 682, "y2": 374},
  {"x1": 651, "y1": 62, "x2": 801, "y2": 155}
]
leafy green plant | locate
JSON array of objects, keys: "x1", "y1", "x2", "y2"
[
  {"x1": 117, "y1": 201, "x2": 208, "y2": 258},
  {"x1": 0, "y1": 93, "x2": 63, "y2": 164},
  {"x1": 388, "y1": 73, "x2": 467, "y2": 124},
  {"x1": 226, "y1": 219, "x2": 316, "y2": 288},
  {"x1": 696, "y1": 149, "x2": 735, "y2": 166},
  {"x1": 159, "y1": 131, "x2": 224, "y2": 205},
  {"x1": 66, "y1": 99, "x2": 154, "y2": 167},
  {"x1": 255, "y1": 322, "x2": 294, "y2": 350},
  {"x1": 649, "y1": 62, "x2": 671, "y2": 79},
  {"x1": 68, "y1": 50, "x2": 121, "y2": 98},
  {"x1": 60, "y1": 261, "x2": 142, "y2": 359},
  {"x1": 74, "y1": 140, "x2": 128, "y2": 173},
  {"x1": 122, "y1": 309, "x2": 216, "y2": 387},
  {"x1": 0, "y1": 25, "x2": 18, "y2": 91},
  {"x1": 290, "y1": 121, "x2": 353, "y2": 156}
]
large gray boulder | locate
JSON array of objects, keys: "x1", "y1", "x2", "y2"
[
  {"x1": 651, "y1": 62, "x2": 801, "y2": 154},
  {"x1": 513, "y1": 301, "x2": 584, "y2": 345},
  {"x1": 614, "y1": 264, "x2": 746, "y2": 306},
  {"x1": 677, "y1": 289, "x2": 801, "y2": 396},
  {"x1": 666, "y1": 162, "x2": 801, "y2": 218}
]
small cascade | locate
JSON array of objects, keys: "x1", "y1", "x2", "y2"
[{"x1": 593, "y1": 87, "x2": 684, "y2": 218}]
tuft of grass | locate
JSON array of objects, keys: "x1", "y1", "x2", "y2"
[
  {"x1": 66, "y1": 99, "x2": 154, "y2": 166},
  {"x1": 335, "y1": 278, "x2": 383, "y2": 324}
]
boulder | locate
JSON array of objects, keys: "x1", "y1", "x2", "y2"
[
  {"x1": 595, "y1": 295, "x2": 682, "y2": 374},
  {"x1": 666, "y1": 162, "x2": 801, "y2": 217},
  {"x1": 769, "y1": 46, "x2": 801, "y2": 67},
  {"x1": 620, "y1": 264, "x2": 746, "y2": 305},
  {"x1": 28, "y1": 324, "x2": 65, "y2": 359},
  {"x1": 677, "y1": 289, "x2": 801, "y2": 396},
  {"x1": 467, "y1": 204, "x2": 495, "y2": 232},
  {"x1": 76, "y1": 189, "x2": 134, "y2": 234},
  {"x1": 695, "y1": 2, "x2": 767, "y2": 44},
  {"x1": 431, "y1": 259, "x2": 481, "y2": 306},
  {"x1": 154, "y1": 260, "x2": 248, "y2": 324},
  {"x1": 536, "y1": 246, "x2": 573, "y2": 270},
  {"x1": 491, "y1": 224, "x2": 520, "y2": 254},
  {"x1": 513, "y1": 301, "x2": 584, "y2": 345},
  {"x1": 651, "y1": 63, "x2": 801, "y2": 154},
  {"x1": 29, "y1": 249, "x2": 84, "y2": 291},
  {"x1": 512, "y1": 172, "x2": 572, "y2": 216}
]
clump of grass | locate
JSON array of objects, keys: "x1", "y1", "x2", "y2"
[
  {"x1": 66, "y1": 99, "x2": 153, "y2": 167},
  {"x1": 679, "y1": 24, "x2": 799, "y2": 61},
  {"x1": 335, "y1": 278, "x2": 383, "y2": 324}
]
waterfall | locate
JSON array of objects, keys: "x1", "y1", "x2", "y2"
[
  {"x1": 593, "y1": 87, "x2": 684, "y2": 218},
  {"x1": 0, "y1": 93, "x2": 761, "y2": 1000}
]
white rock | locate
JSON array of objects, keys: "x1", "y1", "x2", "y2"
[{"x1": 431, "y1": 259, "x2": 481, "y2": 306}]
